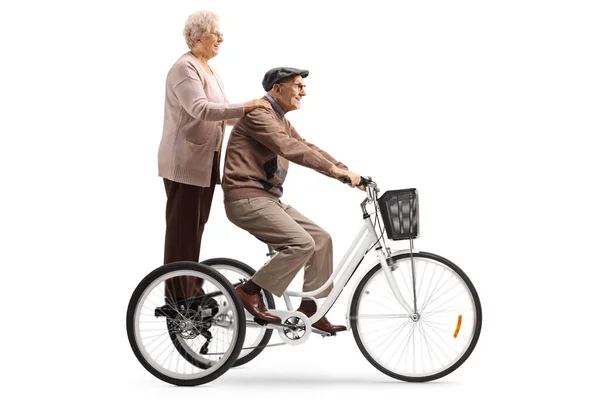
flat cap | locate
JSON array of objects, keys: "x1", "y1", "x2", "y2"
[{"x1": 262, "y1": 67, "x2": 309, "y2": 91}]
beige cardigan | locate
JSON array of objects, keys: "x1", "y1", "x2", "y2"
[{"x1": 158, "y1": 52, "x2": 245, "y2": 187}]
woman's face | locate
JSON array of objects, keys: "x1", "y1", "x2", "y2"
[{"x1": 196, "y1": 22, "x2": 223, "y2": 60}]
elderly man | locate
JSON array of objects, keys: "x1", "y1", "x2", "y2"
[{"x1": 221, "y1": 67, "x2": 362, "y2": 334}]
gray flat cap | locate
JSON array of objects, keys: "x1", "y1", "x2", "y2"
[{"x1": 262, "y1": 67, "x2": 309, "y2": 91}]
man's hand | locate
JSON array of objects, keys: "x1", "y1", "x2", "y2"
[{"x1": 329, "y1": 165, "x2": 363, "y2": 190}]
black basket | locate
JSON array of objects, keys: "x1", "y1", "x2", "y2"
[{"x1": 377, "y1": 188, "x2": 419, "y2": 241}]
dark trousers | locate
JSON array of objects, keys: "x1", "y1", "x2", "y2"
[{"x1": 163, "y1": 152, "x2": 219, "y2": 300}]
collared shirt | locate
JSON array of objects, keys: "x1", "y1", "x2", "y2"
[{"x1": 265, "y1": 94, "x2": 285, "y2": 117}]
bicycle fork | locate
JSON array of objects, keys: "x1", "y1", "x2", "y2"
[
  {"x1": 374, "y1": 249, "x2": 417, "y2": 315},
  {"x1": 367, "y1": 221, "x2": 417, "y2": 317}
]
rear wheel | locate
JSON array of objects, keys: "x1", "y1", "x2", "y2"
[
  {"x1": 201, "y1": 258, "x2": 274, "y2": 367},
  {"x1": 126, "y1": 262, "x2": 246, "y2": 386},
  {"x1": 350, "y1": 252, "x2": 482, "y2": 382}
]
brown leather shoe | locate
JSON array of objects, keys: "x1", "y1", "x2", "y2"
[
  {"x1": 235, "y1": 286, "x2": 281, "y2": 323},
  {"x1": 297, "y1": 306, "x2": 347, "y2": 334}
]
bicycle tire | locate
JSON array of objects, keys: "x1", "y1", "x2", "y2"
[{"x1": 350, "y1": 252, "x2": 482, "y2": 382}]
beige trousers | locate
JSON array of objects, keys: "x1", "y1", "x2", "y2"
[{"x1": 224, "y1": 197, "x2": 333, "y2": 298}]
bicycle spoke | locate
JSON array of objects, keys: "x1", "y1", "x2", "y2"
[
  {"x1": 421, "y1": 274, "x2": 457, "y2": 314},
  {"x1": 353, "y1": 314, "x2": 411, "y2": 319}
]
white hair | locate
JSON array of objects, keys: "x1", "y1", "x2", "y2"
[{"x1": 183, "y1": 11, "x2": 219, "y2": 49}]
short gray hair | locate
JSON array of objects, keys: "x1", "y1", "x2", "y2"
[{"x1": 183, "y1": 11, "x2": 219, "y2": 49}]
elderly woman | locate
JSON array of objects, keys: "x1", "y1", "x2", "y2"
[{"x1": 158, "y1": 10, "x2": 270, "y2": 301}]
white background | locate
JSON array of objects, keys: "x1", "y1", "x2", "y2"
[{"x1": 1, "y1": 0, "x2": 599, "y2": 398}]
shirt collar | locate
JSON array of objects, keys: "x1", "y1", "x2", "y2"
[{"x1": 265, "y1": 94, "x2": 285, "y2": 117}]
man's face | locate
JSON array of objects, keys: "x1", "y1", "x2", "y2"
[{"x1": 274, "y1": 75, "x2": 306, "y2": 113}]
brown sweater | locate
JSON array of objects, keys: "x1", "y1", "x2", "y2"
[{"x1": 222, "y1": 104, "x2": 347, "y2": 202}]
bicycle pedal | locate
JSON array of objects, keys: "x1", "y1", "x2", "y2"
[
  {"x1": 254, "y1": 317, "x2": 297, "y2": 330},
  {"x1": 312, "y1": 327, "x2": 336, "y2": 337}
]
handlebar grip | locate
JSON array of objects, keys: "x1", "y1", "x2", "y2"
[{"x1": 342, "y1": 176, "x2": 371, "y2": 186}]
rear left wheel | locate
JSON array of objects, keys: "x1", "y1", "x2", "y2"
[{"x1": 126, "y1": 261, "x2": 246, "y2": 386}]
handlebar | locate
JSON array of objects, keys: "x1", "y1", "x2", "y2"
[{"x1": 342, "y1": 175, "x2": 379, "y2": 208}]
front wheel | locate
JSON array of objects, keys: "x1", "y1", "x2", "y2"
[{"x1": 350, "y1": 252, "x2": 482, "y2": 382}]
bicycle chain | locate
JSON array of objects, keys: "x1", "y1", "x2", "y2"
[
  {"x1": 204, "y1": 342, "x2": 286, "y2": 356},
  {"x1": 202, "y1": 329, "x2": 336, "y2": 356}
]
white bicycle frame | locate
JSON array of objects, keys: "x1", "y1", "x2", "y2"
[{"x1": 278, "y1": 183, "x2": 418, "y2": 329}]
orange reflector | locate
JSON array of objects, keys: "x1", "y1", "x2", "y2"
[{"x1": 453, "y1": 315, "x2": 462, "y2": 338}]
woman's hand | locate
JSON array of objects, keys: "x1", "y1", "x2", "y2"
[{"x1": 243, "y1": 98, "x2": 272, "y2": 113}]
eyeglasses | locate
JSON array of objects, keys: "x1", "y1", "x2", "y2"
[
  {"x1": 279, "y1": 83, "x2": 306, "y2": 92},
  {"x1": 209, "y1": 31, "x2": 224, "y2": 38}
]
